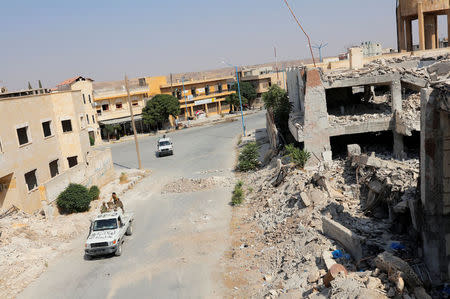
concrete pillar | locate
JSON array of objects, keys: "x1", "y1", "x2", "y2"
[
  {"x1": 425, "y1": 14, "x2": 438, "y2": 49},
  {"x1": 391, "y1": 79, "x2": 404, "y2": 159},
  {"x1": 190, "y1": 106, "x2": 194, "y2": 116},
  {"x1": 303, "y1": 68, "x2": 331, "y2": 165},
  {"x1": 218, "y1": 101, "x2": 222, "y2": 114},
  {"x1": 405, "y1": 19, "x2": 413, "y2": 51},
  {"x1": 397, "y1": 8, "x2": 406, "y2": 52},
  {"x1": 349, "y1": 47, "x2": 363, "y2": 70},
  {"x1": 418, "y1": 2, "x2": 425, "y2": 50}
]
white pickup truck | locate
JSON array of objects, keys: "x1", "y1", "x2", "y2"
[
  {"x1": 84, "y1": 210, "x2": 134, "y2": 258},
  {"x1": 157, "y1": 136, "x2": 174, "y2": 157}
]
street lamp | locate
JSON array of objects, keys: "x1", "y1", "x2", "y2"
[
  {"x1": 181, "y1": 77, "x2": 190, "y2": 127},
  {"x1": 221, "y1": 60, "x2": 246, "y2": 137}
]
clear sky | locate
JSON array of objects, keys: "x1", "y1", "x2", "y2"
[{"x1": 0, "y1": 0, "x2": 445, "y2": 90}]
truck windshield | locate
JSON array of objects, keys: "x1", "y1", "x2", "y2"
[
  {"x1": 159, "y1": 141, "x2": 171, "y2": 146},
  {"x1": 93, "y1": 219, "x2": 118, "y2": 231}
]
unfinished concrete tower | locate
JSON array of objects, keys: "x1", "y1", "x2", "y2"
[{"x1": 397, "y1": 0, "x2": 450, "y2": 52}]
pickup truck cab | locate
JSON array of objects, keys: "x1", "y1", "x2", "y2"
[
  {"x1": 157, "y1": 136, "x2": 173, "y2": 157},
  {"x1": 85, "y1": 210, "x2": 134, "y2": 258}
]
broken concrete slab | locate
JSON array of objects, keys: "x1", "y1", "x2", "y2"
[
  {"x1": 347, "y1": 144, "x2": 361, "y2": 157},
  {"x1": 374, "y1": 251, "x2": 423, "y2": 288},
  {"x1": 322, "y1": 216, "x2": 364, "y2": 262},
  {"x1": 299, "y1": 192, "x2": 311, "y2": 207},
  {"x1": 322, "y1": 250, "x2": 337, "y2": 270}
]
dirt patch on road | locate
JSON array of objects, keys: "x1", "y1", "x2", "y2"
[{"x1": 162, "y1": 176, "x2": 233, "y2": 194}]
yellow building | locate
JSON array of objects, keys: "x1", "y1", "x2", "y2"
[
  {"x1": 241, "y1": 67, "x2": 286, "y2": 99},
  {"x1": 0, "y1": 88, "x2": 92, "y2": 212},
  {"x1": 158, "y1": 76, "x2": 235, "y2": 119},
  {"x1": 92, "y1": 77, "x2": 151, "y2": 137}
]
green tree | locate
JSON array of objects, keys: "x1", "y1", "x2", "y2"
[
  {"x1": 262, "y1": 85, "x2": 291, "y2": 135},
  {"x1": 285, "y1": 144, "x2": 311, "y2": 168},
  {"x1": 142, "y1": 94, "x2": 180, "y2": 129},
  {"x1": 237, "y1": 142, "x2": 259, "y2": 171},
  {"x1": 104, "y1": 124, "x2": 122, "y2": 141},
  {"x1": 231, "y1": 82, "x2": 257, "y2": 107},
  {"x1": 225, "y1": 93, "x2": 248, "y2": 111}
]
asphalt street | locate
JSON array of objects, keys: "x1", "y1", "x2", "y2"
[{"x1": 19, "y1": 111, "x2": 266, "y2": 299}]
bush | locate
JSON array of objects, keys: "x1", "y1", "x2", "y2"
[
  {"x1": 89, "y1": 136, "x2": 95, "y2": 146},
  {"x1": 57, "y1": 184, "x2": 92, "y2": 214},
  {"x1": 285, "y1": 144, "x2": 311, "y2": 168},
  {"x1": 88, "y1": 185, "x2": 100, "y2": 201},
  {"x1": 231, "y1": 181, "x2": 244, "y2": 206},
  {"x1": 237, "y1": 142, "x2": 259, "y2": 171}
]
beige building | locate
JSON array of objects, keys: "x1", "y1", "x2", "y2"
[
  {"x1": 57, "y1": 76, "x2": 101, "y2": 145},
  {"x1": 241, "y1": 67, "x2": 287, "y2": 99},
  {"x1": 0, "y1": 88, "x2": 93, "y2": 213}
]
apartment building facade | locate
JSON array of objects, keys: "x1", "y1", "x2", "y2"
[
  {"x1": 159, "y1": 76, "x2": 235, "y2": 119},
  {"x1": 241, "y1": 67, "x2": 287, "y2": 99},
  {"x1": 57, "y1": 76, "x2": 101, "y2": 145},
  {"x1": 0, "y1": 89, "x2": 91, "y2": 213}
]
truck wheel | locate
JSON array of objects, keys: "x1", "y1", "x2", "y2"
[
  {"x1": 126, "y1": 223, "x2": 133, "y2": 236},
  {"x1": 115, "y1": 243, "x2": 122, "y2": 256}
]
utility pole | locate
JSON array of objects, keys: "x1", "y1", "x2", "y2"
[
  {"x1": 274, "y1": 46, "x2": 279, "y2": 80},
  {"x1": 312, "y1": 43, "x2": 328, "y2": 63},
  {"x1": 125, "y1": 75, "x2": 142, "y2": 169},
  {"x1": 181, "y1": 77, "x2": 190, "y2": 127}
]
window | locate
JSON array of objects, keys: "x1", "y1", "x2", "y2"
[
  {"x1": 86, "y1": 114, "x2": 90, "y2": 124},
  {"x1": 217, "y1": 84, "x2": 223, "y2": 93},
  {"x1": 92, "y1": 115, "x2": 95, "y2": 124},
  {"x1": 132, "y1": 101, "x2": 139, "y2": 106},
  {"x1": 42, "y1": 121, "x2": 52, "y2": 137},
  {"x1": 49, "y1": 159, "x2": 59, "y2": 178},
  {"x1": 205, "y1": 85, "x2": 210, "y2": 96},
  {"x1": 67, "y1": 156, "x2": 78, "y2": 168},
  {"x1": 0, "y1": 139, "x2": 3, "y2": 153},
  {"x1": 176, "y1": 90, "x2": 182, "y2": 99},
  {"x1": 269, "y1": 82, "x2": 272, "y2": 87},
  {"x1": 16, "y1": 126, "x2": 30, "y2": 145},
  {"x1": 88, "y1": 94, "x2": 92, "y2": 103},
  {"x1": 172, "y1": 91, "x2": 176, "y2": 97},
  {"x1": 24, "y1": 169, "x2": 38, "y2": 191},
  {"x1": 82, "y1": 94, "x2": 86, "y2": 104},
  {"x1": 96, "y1": 109, "x2": 102, "y2": 115},
  {"x1": 191, "y1": 87, "x2": 197, "y2": 97},
  {"x1": 116, "y1": 102, "x2": 123, "y2": 109},
  {"x1": 138, "y1": 78, "x2": 146, "y2": 86},
  {"x1": 61, "y1": 119, "x2": 73, "y2": 132},
  {"x1": 102, "y1": 104, "x2": 109, "y2": 111},
  {"x1": 80, "y1": 116, "x2": 84, "y2": 128}
]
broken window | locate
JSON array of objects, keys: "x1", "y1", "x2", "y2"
[
  {"x1": 67, "y1": 156, "x2": 78, "y2": 168},
  {"x1": 49, "y1": 159, "x2": 59, "y2": 178},
  {"x1": 24, "y1": 169, "x2": 38, "y2": 191},
  {"x1": 102, "y1": 104, "x2": 109, "y2": 111},
  {"x1": 16, "y1": 126, "x2": 30, "y2": 145},
  {"x1": 42, "y1": 121, "x2": 52, "y2": 137},
  {"x1": 61, "y1": 119, "x2": 73, "y2": 132},
  {"x1": 116, "y1": 103, "x2": 123, "y2": 109},
  {"x1": 82, "y1": 94, "x2": 86, "y2": 104}
]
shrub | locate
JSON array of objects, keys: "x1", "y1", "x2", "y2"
[
  {"x1": 285, "y1": 144, "x2": 311, "y2": 168},
  {"x1": 89, "y1": 136, "x2": 95, "y2": 146},
  {"x1": 237, "y1": 142, "x2": 259, "y2": 171},
  {"x1": 88, "y1": 185, "x2": 100, "y2": 201},
  {"x1": 57, "y1": 183, "x2": 92, "y2": 214},
  {"x1": 231, "y1": 181, "x2": 244, "y2": 206}
]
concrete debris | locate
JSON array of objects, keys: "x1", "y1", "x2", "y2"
[
  {"x1": 374, "y1": 251, "x2": 423, "y2": 289},
  {"x1": 225, "y1": 150, "x2": 430, "y2": 298},
  {"x1": 161, "y1": 176, "x2": 232, "y2": 194}
]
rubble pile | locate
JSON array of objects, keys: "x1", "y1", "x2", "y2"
[
  {"x1": 226, "y1": 150, "x2": 429, "y2": 298},
  {"x1": 401, "y1": 92, "x2": 421, "y2": 129},
  {"x1": 328, "y1": 112, "x2": 391, "y2": 127},
  {"x1": 162, "y1": 176, "x2": 232, "y2": 194}
]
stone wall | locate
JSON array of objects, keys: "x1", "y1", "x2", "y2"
[{"x1": 42, "y1": 148, "x2": 115, "y2": 215}]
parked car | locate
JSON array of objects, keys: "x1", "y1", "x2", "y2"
[{"x1": 157, "y1": 135, "x2": 174, "y2": 157}]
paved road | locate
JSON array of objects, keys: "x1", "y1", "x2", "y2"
[{"x1": 19, "y1": 111, "x2": 266, "y2": 299}]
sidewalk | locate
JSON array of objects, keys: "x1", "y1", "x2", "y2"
[{"x1": 97, "y1": 109, "x2": 264, "y2": 146}]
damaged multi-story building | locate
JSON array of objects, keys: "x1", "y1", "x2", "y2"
[{"x1": 285, "y1": 50, "x2": 450, "y2": 282}]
